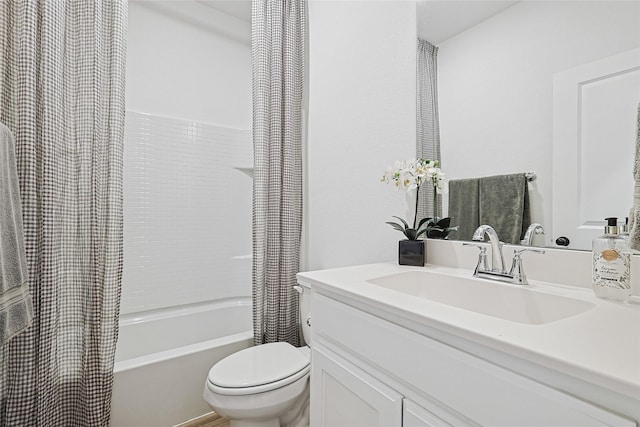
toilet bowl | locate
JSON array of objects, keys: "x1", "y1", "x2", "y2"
[{"x1": 203, "y1": 283, "x2": 312, "y2": 427}]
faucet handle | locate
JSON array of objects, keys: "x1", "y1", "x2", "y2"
[
  {"x1": 509, "y1": 248, "x2": 545, "y2": 285},
  {"x1": 513, "y1": 248, "x2": 546, "y2": 257},
  {"x1": 463, "y1": 243, "x2": 490, "y2": 274},
  {"x1": 463, "y1": 242, "x2": 489, "y2": 254}
]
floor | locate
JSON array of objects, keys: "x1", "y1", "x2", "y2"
[{"x1": 175, "y1": 412, "x2": 230, "y2": 427}]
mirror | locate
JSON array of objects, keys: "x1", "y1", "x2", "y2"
[{"x1": 417, "y1": 0, "x2": 640, "y2": 250}]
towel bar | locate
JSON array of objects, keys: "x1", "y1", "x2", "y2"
[{"x1": 525, "y1": 172, "x2": 536, "y2": 182}]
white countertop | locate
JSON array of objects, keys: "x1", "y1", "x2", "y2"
[{"x1": 297, "y1": 262, "x2": 640, "y2": 402}]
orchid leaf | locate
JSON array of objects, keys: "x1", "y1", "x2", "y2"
[
  {"x1": 416, "y1": 228, "x2": 430, "y2": 238},
  {"x1": 416, "y1": 222, "x2": 432, "y2": 234},
  {"x1": 417, "y1": 217, "x2": 434, "y2": 229},
  {"x1": 385, "y1": 222, "x2": 407, "y2": 233},
  {"x1": 392, "y1": 216, "x2": 410, "y2": 230},
  {"x1": 406, "y1": 229, "x2": 418, "y2": 240},
  {"x1": 436, "y1": 217, "x2": 452, "y2": 228},
  {"x1": 430, "y1": 228, "x2": 448, "y2": 238}
]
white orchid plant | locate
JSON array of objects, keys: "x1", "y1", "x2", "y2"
[{"x1": 381, "y1": 158, "x2": 457, "y2": 240}]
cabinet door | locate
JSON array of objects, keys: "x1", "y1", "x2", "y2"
[
  {"x1": 311, "y1": 345, "x2": 402, "y2": 427},
  {"x1": 315, "y1": 294, "x2": 636, "y2": 427},
  {"x1": 403, "y1": 400, "x2": 452, "y2": 427}
]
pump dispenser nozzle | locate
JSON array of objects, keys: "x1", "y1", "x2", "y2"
[{"x1": 621, "y1": 217, "x2": 630, "y2": 235}]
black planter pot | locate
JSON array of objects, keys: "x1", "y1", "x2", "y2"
[{"x1": 398, "y1": 239, "x2": 425, "y2": 266}]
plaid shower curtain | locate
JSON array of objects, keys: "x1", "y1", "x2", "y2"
[
  {"x1": 0, "y1": 1, "x2": 126, "y2": 425},
  {"x1": 252, "y1": 0, "x2": 305, "y2": 346},
  {"x1": 417, "y1": 39, "x2": 441, "y2": 220}
]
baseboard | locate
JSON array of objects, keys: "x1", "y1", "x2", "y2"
[{"x1": 174, "y1": 411, "x2": 230, "y2": 427}]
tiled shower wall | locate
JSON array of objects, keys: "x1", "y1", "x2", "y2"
[{"x1": 122, "y1": 112, "x2": 252, "y2": 315}]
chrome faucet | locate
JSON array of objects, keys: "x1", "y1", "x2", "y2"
[
  {"x1": 465, "y1": 225, "x2": 545, "y2": 285},
  {"x1": 471, "y1": 225, "x2": 506, "y2": 273},
  {"x1": 521, "y1": 223, "x2": 544, "y2": 246}
]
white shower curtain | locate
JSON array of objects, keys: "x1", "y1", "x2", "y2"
[
  {"x1": 252, "y1": 0, "x2": 306, "y2": 346},
  {"x1": 417, "y1": 39, "x2": 442, "y2": 220},
  {"x1": 630, "y1": 102, "x2": 640, "y2": 250},
  {"x1": 0, "y1": 1, "x2": 126, "y2": 424}
]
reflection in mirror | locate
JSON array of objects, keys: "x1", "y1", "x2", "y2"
[
  {"x1": 521, "y1": 223, "x2": 545, "y2": 246},
  {"x1": 447, "y1": 172, "x2": 532, "y2": 245},
  {"x1": 552, "y1": 48, "x2": 640, "y2": 249},
  {"x1": 417, "y1": 1, "x2": 640, "y2": 249}
]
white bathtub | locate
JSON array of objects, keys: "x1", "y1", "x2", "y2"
[{"x1": 110, "y1": 298, "x2": 253, "y2": 427}]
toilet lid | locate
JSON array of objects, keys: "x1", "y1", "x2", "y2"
[{"x1": 208, "y1": 342, "x2": 310, "y2": 389}]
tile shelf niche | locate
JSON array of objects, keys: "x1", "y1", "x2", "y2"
[{"x1": 232, "y1": 166, "x2": 254, "y2": 179}]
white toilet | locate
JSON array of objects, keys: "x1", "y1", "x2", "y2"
[{"x1": 203, "y1": 283, "x2": 312, "y2": 427}]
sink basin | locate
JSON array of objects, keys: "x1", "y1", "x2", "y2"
[{"x1": 366, "y1": 271, "x2": 595, "y2": 325}]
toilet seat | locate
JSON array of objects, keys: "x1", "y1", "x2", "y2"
[{"x1": 207, "y1": 342, "x2": 310, "y2": 396}]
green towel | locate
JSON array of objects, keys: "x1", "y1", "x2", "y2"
[
  {"x1": 479, "y1": 173, "x2": 531, "y2": 244},
  {"x1": 448, "y1": 178, "x2": 480, "y2": 241}
]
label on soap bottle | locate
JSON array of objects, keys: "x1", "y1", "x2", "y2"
[{"x1": 592, "y1": 250, "x2": 631, "y2": 290}]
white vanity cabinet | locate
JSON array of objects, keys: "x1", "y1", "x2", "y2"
[
  {"x1": 312, "y1": 343, "x2": 457, "y2": 427},
  {"x1": 311, "y1": 345, "x2": 403, "y2": 427},
  {"x1": 310, "y1": 292, "x2": 636, "y2": 427},
  {"x1": 403, "y1": 400, "x2": 453, "y2": 427}
]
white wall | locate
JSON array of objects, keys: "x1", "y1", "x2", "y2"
[
  {"x1": 437, "y1": 1, "x2": 640, "y2": 245},
  {"x1": 127, "y1": 2, "x2": 251, "y2": 128},
  {"x1": 123, "y1": 2, "x2": 252, "y2": 314},
  {"x1": 306, "y1": 1, "x2": 417, "y2": 271}
]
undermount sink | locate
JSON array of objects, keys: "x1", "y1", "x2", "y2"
[{"x1": 366, "y1": 271, "x2": 595, "y2": 325}]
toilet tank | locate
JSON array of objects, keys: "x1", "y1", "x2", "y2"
[{"x1": 297, "y1": 281, "x2": 312, "y2": 345}]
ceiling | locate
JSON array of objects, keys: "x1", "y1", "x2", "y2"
[
  {"x1": 197, "y1": 0, "x2": 251, "y2": 21},
  {"x1": 187, "y1": 1, "x2": 519, "y2": 44},
  {"x1": 417, "y1": 1, "x2": 519, "y2": 44}
]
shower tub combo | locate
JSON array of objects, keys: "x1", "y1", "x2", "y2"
[{"x1": 110, "y1": 298, "x2": 253, "y2": 427}]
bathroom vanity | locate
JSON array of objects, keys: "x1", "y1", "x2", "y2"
[{"x1": 297, "y1": 262, "x2": 640, "y2": 427}]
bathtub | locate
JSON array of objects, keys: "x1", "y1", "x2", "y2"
[{"x1": 110, "y1": 298, "x2": 253, "y2": 427}]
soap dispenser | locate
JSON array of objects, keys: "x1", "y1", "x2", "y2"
[{"x1": 592, "y1": 217, "x2": 631, "y2": 301}]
